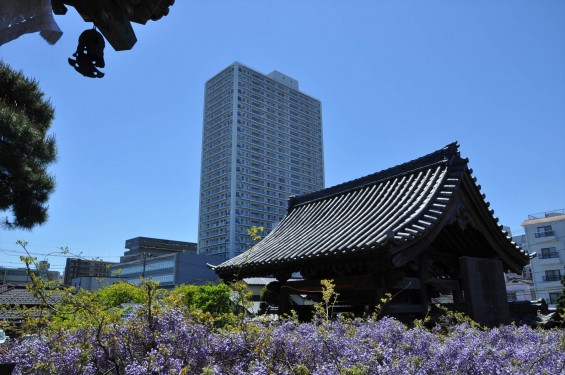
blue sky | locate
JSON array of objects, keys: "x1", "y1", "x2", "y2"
[{"x1": 1, "y1": 0, "x2": 564, "y2": 274}]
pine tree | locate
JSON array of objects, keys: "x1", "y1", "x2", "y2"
[{"x1": 0, "y1": 61, "x2": 57, "y2": 229}]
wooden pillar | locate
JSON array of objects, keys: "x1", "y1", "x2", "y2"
[
  {"x1": 276, "y1": 273, "x2": 290, "y2": 316},
  {"x1": 278, "y1": 287, "x2": 289, "y2": 315},
  {"x1": 459, "y1": 256, "x2": 510, "y2": 326},
  {"x1": 419, "y1": 253, "x2": 430, "y2": 316}
]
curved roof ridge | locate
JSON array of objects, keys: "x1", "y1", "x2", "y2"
[{"x1": 290, "y1": 142, "x2": 462, "y2": 209}]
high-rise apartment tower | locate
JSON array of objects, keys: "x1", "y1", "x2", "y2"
[{"x1": 198, "y1": 62, "x2": 324, "y2": 259}]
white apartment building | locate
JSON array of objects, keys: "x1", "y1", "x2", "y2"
[
  {"x1": 522, "y1": 209, "x2": 565, "y2": 307},
  {"x1": 506, "y1": 232, "x2": 534, "y2": 303},
  {"x1": 198, "y1": 62, "x2": 324, "y2": 259}
]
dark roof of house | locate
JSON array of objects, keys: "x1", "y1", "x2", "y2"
[
  {"x1": 215, "y1": 142, "x2": 529, "y2": 279},
  {"x1": 0, "y1": 283, "x2": 61, "y2": 306}
]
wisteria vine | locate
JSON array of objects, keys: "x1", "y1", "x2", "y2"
[{"x1": 1, "y1": 306, "x2": 563, "y2": 375}]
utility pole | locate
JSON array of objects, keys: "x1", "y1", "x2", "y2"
[{"x1": 141, "y1": 252, "x2": 153, "y2": 278}]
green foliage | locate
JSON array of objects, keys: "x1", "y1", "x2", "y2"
[
  {"x1": 94, "y1": 282, "x2": 145, "y2": 309},
  {"x1": 372, "y1": 292, "x2": 393, "y2": 318},
  {"x1": 247, "y1": 225, "x2": 265, "y2": 243},
  {"x1": 50, "y1": 281, "x2": 162, "y2": 332},
  {"x1": 0, "y1": 61, "x2": 57, "y2": 229},
  {"x1": 231, "y1": 280, "x2": 253, "y2": 324},
  {"x1": 293, "y1": 364, "x2": 310, "y2": 375},
  {"x1": 214, "y1": 225, "x2": 264, "y2": 325},
  {"x1": 340, "y1": 364, "x2": 368, "y2": 375},
  {"x1": 258, "y1": 284, "x2": 276, "y2": 315},
  {"x1": 49, "y1": 290, "x2": 108, "y2": 331},
  {"x1": 169, "y1": 283, "x2": 232, "y2": 315},
  {"x1": 167, "y1": 282, "x2": 240, "y2": 328},
  {"x1": 427, "y1": 303, "x2": 484, "y2": 332},
  {"x1": 314, "y1": 279, "x2": 338, "y2": 322}
]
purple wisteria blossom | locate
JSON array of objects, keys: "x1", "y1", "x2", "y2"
[{"x1": 1, "y1": 309, "x2": 563, "y2": 374}]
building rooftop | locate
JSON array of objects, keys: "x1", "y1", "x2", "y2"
[
  {"x1": 527, "y1": 209, "x2": 565, "y2": 220},
  {"x1": 522, "y1": 209, "x2": 565, "y2": 226},
  {"x1": 0, "y1": 283, "x2": 61, "y2": 306}
]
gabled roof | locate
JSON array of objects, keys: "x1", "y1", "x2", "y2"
[{"x1": 215, "y1": 142, "x2": 529, "y2": 279}]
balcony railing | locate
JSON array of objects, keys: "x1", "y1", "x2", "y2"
[
  {"x1": 542, "y1": 275, "x2": 562, "y2": 282},
  {"x1": 535, "y1": 230, "x2": 555, "y2": 238},
  {"x1": 539, "y1": 248, "x2": 561, "y2": 259},
  {"x1": 528, "y1": 209, "x2": 565, "y2": 220},
  {"x1": 539, "y1": 252, "x2": 560, "y2": 259}
]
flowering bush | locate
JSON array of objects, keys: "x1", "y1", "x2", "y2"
[{"x1": 2, "y1": 306, "x2": 563, "y2": 375}]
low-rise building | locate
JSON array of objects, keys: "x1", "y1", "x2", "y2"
[
  {"x1": 70, "y1": 276, "x2": 126, "y2": 292},
  {"x1": 0, "y1": 266, "x2": 60, "y2": 285},
  {"x1": 63, "y1": 258, "x2": 117, "y2": 285},
  {"x1": 522, "y1": 209, "x2": 565, "y2": 307},
  {"x1": 111, "y1": 237, "x2": 223, "y2": 290},
  {"x1": 0, "y1": 283, "x2": 62, "y2": 326},
  {"x1": 120, "y1": 237, "x2": 197, "y2": 263},
  {"x1": 505, "y1": 275, "x2": 535, "y2": 302},
  {"x1": 504, "y1": 228, "x2": 534, "y2": 302},
  {"x1": 111, "y1": 252, "x2": 223, "y2": 289}
]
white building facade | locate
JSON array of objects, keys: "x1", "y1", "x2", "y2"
[
  {"x1": 198, "y1": 63, "x2": 324, "y2": 259},
  {"x1": 506, "y1": 232, "x2": 534, "y2": 302},
  {"x1": 522, "y1": 209, "x2": 565, "y2": 307}
]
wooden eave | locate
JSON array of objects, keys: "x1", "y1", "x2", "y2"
[{"x1": 456, "y1": 172, "x2": 529, "y2": 273}]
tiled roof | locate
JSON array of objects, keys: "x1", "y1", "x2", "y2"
[
  {"x1": 215, "y1": 142, "x2": 529, "y2": 279},
  {"x1": 0, "y1": 283, "x2": 61, "y2": 306}
]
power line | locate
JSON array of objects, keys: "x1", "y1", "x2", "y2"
[
  {"x1": 0, "y1": 247, "x2": 123, "y2": 259},
  {"x1": 0, "y1": 240, "x2": 123, "y2": 255}
]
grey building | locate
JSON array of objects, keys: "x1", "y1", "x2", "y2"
[
  {"x1": 198, "y1": 62, "x2": 324, "y2": 259},
  {"x1": 70, "y1": 276, "x2": 125, "y2": 292},
  {"x1": 64, "y1": 258, "x2": 116, "y2": 285},
  {"x1": 0, "y1": 266, "x2": 60, "y2": 285},
  {"x1": 111, "y1": 252, "x2": 223, "y2": 290},
  {"x1": 111, "y1": 237, "x2": 222, "y2": 289},
  {"x1": 120, "y1": 236, "x2": 197, "y2": 263}
]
